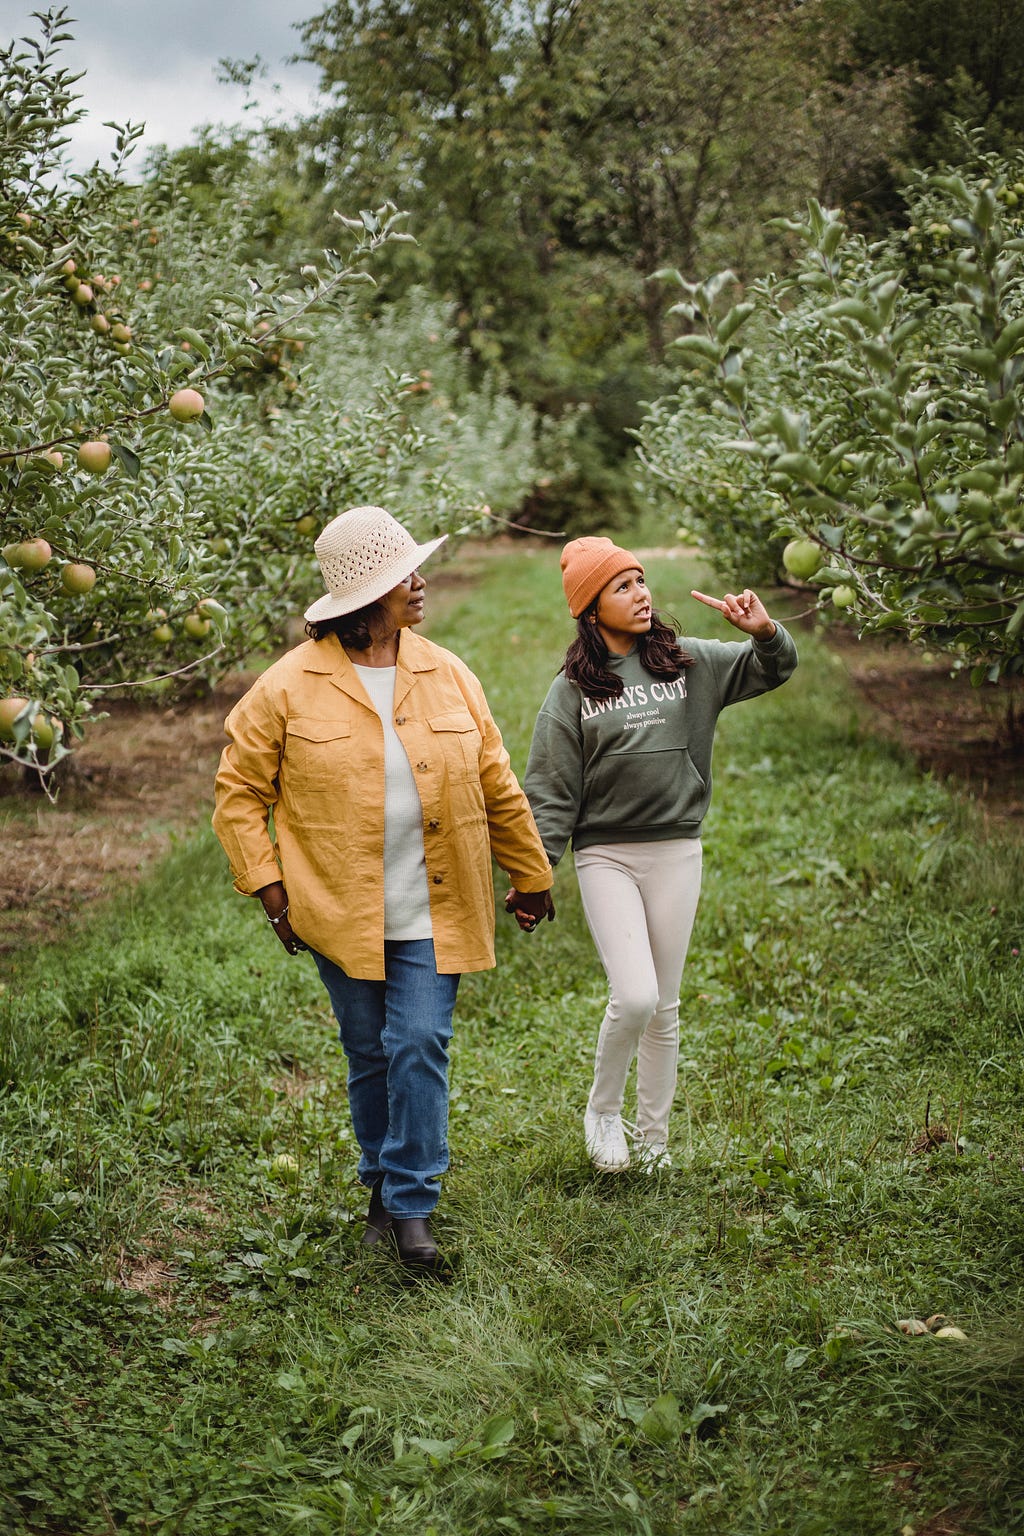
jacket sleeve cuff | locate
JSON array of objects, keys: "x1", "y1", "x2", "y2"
[
  {"x1": 232, "y1": 860, "x2": 284, "y2": 896},
  {"x1": 506, "y1": 866, "x2": 553, "y2": 894}
]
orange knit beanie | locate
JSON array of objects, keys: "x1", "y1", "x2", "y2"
[{"x1": 560, "y1": 536, "x2": 642, "y2": 618}]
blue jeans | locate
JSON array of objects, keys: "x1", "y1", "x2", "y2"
[{"x1": 311, "y1": 939, "x2": 460, "y2": 1218}]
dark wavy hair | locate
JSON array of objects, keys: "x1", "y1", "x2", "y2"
[
  {"x1": 563, "y1": 604, "x2": 694, "y2": 702},
  {"x1": 305, "y1": 600, "x2": 387, "y2": 650}
]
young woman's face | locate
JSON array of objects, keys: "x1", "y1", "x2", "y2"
[
  {"x1": 594, "y1": 567, "x2": 651, "y2": 653},
  {"x1": 377, "y1": 569, "x2": 426, "y2": 633}
]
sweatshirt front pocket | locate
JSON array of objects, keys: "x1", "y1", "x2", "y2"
[
  {"x1": 584, "y1": 746, "x2": 707, "y2": 832},
  {"x1": 283, "y1": 717, "x2": 353, "y2": 790}
]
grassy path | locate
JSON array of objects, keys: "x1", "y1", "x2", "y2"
[{"x1": 1, "y1": 547, "x2": 1022, "y2": 1535}]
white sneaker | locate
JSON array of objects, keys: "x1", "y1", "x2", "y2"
[
  {"x1": 623, "y1": 1120, "x2": 672, "y2": 1172},
  {"x1": 584, "y1": 1108, "x2": 630, "y2": 1171},
  {"x1": 632, "y1": 1141, "x2": 672, "y2": 1172}
]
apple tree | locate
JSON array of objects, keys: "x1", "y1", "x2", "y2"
[
  {"x1": 637, "y1": 159, "x2": 1024, "y2": 686},
  {"x1": 0, "y1": 10, "x2": 539, "y2": 791}
]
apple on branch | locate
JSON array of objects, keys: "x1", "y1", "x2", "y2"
[
  {"x1": 61, "y1": 563, "x2": 97, "y2": 595},
  {"x1": 168, "y1": 388, "x2": 205, "y2": 422},
  {"x1": 77, "y1": 441, "x2": 112, "y2": 475}
]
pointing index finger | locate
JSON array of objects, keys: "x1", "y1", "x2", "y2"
[{"x1": 690, "y1": 589, "x2": 726, "y2": 612}]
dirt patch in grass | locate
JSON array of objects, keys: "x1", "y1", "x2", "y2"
[
  {"x1": 826, "y1": 622, "x2": 1024, "y2": 826},
  {"x1": 1, "y1": 552, "x2": 1021, "y2": 964},
  {"x1": 0, "y1": 678, "x2": 255, "y2": 960}
]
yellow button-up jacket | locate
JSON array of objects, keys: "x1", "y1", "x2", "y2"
[{"x1": 212, "y1": 629, "x2": 552, "y2": 979}]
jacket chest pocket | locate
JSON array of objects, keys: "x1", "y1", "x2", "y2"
[
  {"x1": 283, "y1": 717, "x2": 353, "y2": 790},
  {"x1": 428, "y1": 710, "x2": 482, "y2": 784}
]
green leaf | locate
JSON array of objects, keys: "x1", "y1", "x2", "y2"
[
  {"x1": 686, "y1": 1401, "x2": 729, "y2": 1432},
  {"x1": 773, "y1": 452, "x2": 822, "y2": 485},
  {"x1": 176, "y1": 328, "x2": 212, "y2": 362},
  {"x1": 671, "y1": 334, "x2": 721, "y2": 364},
  {"x1": 994, "y1": 314, "x2": 1024, "y2": 358},
  {"x1": 478, "y1": 1413, "x2": 516, "y2": 1449},
  {"x1": 111, "y1": 443, "x2": 141, "y2": 480},
  {"x1": 639, "y1": 1392, "x2": 683, "y2": 1445},
  {"x1": 716, "y1": 302, "x2": 756, "y2": 344},
  {"x1": 825, "y1": 299, "x2": 880, "y2": 332}
]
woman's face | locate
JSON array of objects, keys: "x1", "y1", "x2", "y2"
[
  {"x1": 376, "y1": 569, "x2": 427, "y2": 633},
  {"x1": 594, "y1": 567, "x2": 651, "y2": 653}
]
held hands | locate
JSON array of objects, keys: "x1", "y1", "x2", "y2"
[
  {"x1": 259, "y1": 881, "x2": 308, "y2": 956},
  {"x1": 691, "y1": 587, "x2": 776, "y2": 641},
  {"x1": 504, "y1": 887, "x2": 556, "y2": 934}
]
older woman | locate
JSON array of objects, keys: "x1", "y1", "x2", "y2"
[{"x1": 213, "y1": 506, "x2": 553, "y2": 1275}]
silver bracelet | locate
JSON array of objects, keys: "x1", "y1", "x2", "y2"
[{"x1": 266, "y1": 904, "x2": 289, "y2": 927}]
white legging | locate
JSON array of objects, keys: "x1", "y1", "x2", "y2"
[{"x1": 574, "y1": 838, "x2": 703, "y2": 1145}]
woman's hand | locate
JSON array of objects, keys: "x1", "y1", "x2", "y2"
[
  {"x1": 690, "y1": 587, "x2": 776, "y2": 641},
  {"x1": 258, "y1": 881, "x2": 308, "y2": 956},
  {"x1": 504, "y1": 887, "x2": 556, "y2": 933}
]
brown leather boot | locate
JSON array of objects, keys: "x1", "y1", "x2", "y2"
[
  {"x1": 361, "y1": 1181, "x2": 392, "y2": 1248},
  {"x1": 390, "y1": 1215, "x2": 439, "y2": 1272}
]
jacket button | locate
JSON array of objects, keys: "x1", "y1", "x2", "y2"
[
  {"x1": 417, "y1": 761, "x2": 428, "y2": 771},
  {"x1": 432, "y1": 874, "x2": 443, "y2": 884},
  {"x1": 395, "y1": 715, "x2": 406, "y2": 725},
  {"x1": 427, "y1": 818, "x2": 440, "y2": 830}
]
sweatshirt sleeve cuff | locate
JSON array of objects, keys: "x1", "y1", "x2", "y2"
[{"x1": 753, "y1": 623, "x2": 788, "y2": 655}]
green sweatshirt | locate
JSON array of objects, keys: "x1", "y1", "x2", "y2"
[{"x1": 523, "y1": 625, "x2": 798, "y2": 864}]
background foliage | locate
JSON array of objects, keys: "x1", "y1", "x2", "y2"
[{"x1": 637, "y1": 158, "x2": 1024, "y2": 683}]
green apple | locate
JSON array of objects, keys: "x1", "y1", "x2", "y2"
[
  {"x1": 109, "y1": 322, "x2": 132, "y2": 344},
  {"x1": 61, "y1": 562, "x2": 96, "y2": 595},
  {"x1": 782, "y1": 538, "x2": 822, "y2": 581},
  {"x1": 295, "y1": 514, "x2": 318, "y2": 535},
  {"x1": 831, "y1": 584, "x2": 857, "y2": 609},
  {"x1": 77, "y1": 441, "x2": 112, "y2": 475},
  {"x1": 183, "y1": 612, "x2": 212, "y2": 640},
  {"x1": 0, "y1": 696, "x2": 31, "y2": 740},
  {"x1": 31, "y1": 714, "x2": 60, "y2": 750},
  {"x1": 71, "y1": 283, "x2": 94, "y2": 307},
  {"x1": 168, "y1": 387, "x2": 205, "y2": 422}
]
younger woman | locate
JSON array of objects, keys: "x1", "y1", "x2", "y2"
[{"x1": 517, "y1": 536, "x2": 797, "y2": 1171}]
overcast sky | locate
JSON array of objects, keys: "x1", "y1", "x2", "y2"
[{"x1": 0, "y1": 1, "x2": 324, "y2": 170}]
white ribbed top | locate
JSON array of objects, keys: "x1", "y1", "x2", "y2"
[{"x1": 353, "y1": 665, "x2": 433, "y2": 940}]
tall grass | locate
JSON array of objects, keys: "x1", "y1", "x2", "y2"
[{"x1": 1, "y1": 548, "x2": 1021, "y2": 1535}]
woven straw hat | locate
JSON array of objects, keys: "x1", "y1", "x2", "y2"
[{"x1": 304, "y1": 505, "x2": 447, "y2": 622}]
